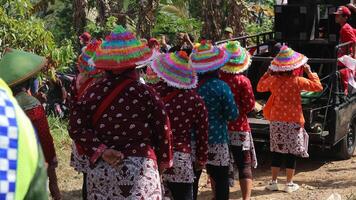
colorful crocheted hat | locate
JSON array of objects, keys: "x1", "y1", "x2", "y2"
[
  {"x1": 220, "y1": 41, "x2": 251, "y2": 74},
  {"x1": 189, "y1": 41, "x2": 230, "y2": 73},
  {"x1": 93, "y1": 25, "x2": 152, "y2": 70},
  {"x1": 78, "y1": 39, "x2": 103, "y2": 77},
  {"x1": 151, "y1": 51, "x2": 197, "y2": 89},
  {"x1": 143, "y1": 66, "x2": 160, "y2": 84},
  {"x1": 269, "y1": 45, "x2": 308, "y2": 72}
]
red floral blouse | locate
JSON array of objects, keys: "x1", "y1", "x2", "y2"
[
  {"x1": 220, "y1": 72, "x2": 255, "y2": 132},
  {"x1": 68, "y1": 72, "x2": 173, "y2": 169},
  {"x1": 154, "y1": 83, "x2": 209, "y2": 165}
]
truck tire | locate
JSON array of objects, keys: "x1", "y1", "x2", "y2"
[{"x1": 336, "y1": 120, "x2": 356, "y2": 160}]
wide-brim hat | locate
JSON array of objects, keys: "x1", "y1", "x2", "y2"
[
  {"x1": 151, "y1": 51, "x2": 197, "y2": 89},
  {"x1": 269, "y1": 45, "x2": 308, "y2": 72},
  {"x1": 78, "y1": 39, "x2": 103, "y2": 77},
  {"x1": 93, "y1": 25, "x2": 152, "y2": 70},
  {"x1": 136, "y1": 49, "x2": 161, "y2": 68},
  {"x1": 0, "y1": 48, "x2": 47, "y2": 86},
  {"x1": 220, "y1": 41, "x2": 251, "y2": 74},
  {"x1": 189, "y1": 41, "x2": 230, "y2": 74},
  {"x1": 143, "y1": 66, "x2": 160, "y2": 84}
]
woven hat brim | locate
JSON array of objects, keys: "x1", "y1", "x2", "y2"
[
  {"x1": 151, "y1": 54, "x2": 197, "y2": 89},
  {"x1": 220, "y1": 51, "x2": 252, "y2": 74},
  {"x1": 269, "y1": 56, "x2": 308, "y2": 72},
  {"x1": 94, "y1": 50, "x2": 153, "y2": 70},
  {"x1": 189, "y1": 50, "x2": 230, "y2": 74}
]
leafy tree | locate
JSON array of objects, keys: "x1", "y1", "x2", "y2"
[{"x1": 0, "y1": 1, "x2": 76, "y2": 76}]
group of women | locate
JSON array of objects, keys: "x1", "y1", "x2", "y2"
[{"x1": 67, "y1": 25, "x2": 323, "y2": 200}]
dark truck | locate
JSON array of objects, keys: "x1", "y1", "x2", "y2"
[{"x1": 216, "y1": 0, "x2": 356, "y2": 159}]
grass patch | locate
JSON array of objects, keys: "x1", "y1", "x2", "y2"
[{"x1": 48, "y1": 115, "x2": 71, "y2": 151}]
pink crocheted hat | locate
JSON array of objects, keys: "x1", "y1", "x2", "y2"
[
  {"x1": 189, "y1": 41, "x2": 230, "y2": 73},
  {"x1": 151, "y1": 51, "x2": 197, "y2": 89},
  {"x1": 269, "y1": 45, "x2": 308, "y2": 72}
]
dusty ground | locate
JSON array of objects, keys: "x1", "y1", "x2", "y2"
[{"x1": 55, "y1": 141, "x2": 356, "y2": 200}]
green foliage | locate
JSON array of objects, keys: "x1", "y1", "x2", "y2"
[
  {"x1": 86, "y1": 16, "x2": 118, "y2": 39},
  {"x1": 48, "y1": 115, "x2": 71, "y2": 147},
  {"x1": 48, "y1": 40, "x2": 76, "y2": 72},
  {"x1": 245, "y1": 0, "x2": 274, "y2": 36},
  {"x1": 153, "y1": 8, "x2": 202, "y2": 40},
  {"x1": 1, "y1": 0, "x2": 32, "y2": 17},
  {"x1": 0, "y1": 7, "x2": 55, "y2": 56},
  {"x1": 246, "y1": 16, "x2": 273, "y2": 35},
  {"x1": 43, "y1": 0, "x2": 75, "y2": 43},
  {"x1": 0, "y1": 4, "x2": 76, "y2": 76}
]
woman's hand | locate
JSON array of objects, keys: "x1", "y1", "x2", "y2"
[
  {"x1": 303, "y1": 64, "x2": 312, "y2": 75},
  {"x1": 102, "y1": 149, "x2": 124, "y2": 166}
]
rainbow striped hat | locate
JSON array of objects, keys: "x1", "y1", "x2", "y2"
[
  {"x1": 78, "y1": 39, "x2": 103, "y2": 77},
  {"x1": 269, "y1": 45, "x2": 308, "y2": 72},
  {"x1": 189, "y1": 41, "x2": 230, "y2": 73},
  {"x1": 143, "y1": 66, "x2": 160, "y2": 84},
  {"x1": 220, "y1": 41, "x2": 251, "y2": 74},
  {"x1": 151, "y1": 51, "x2": 197, "y2": 89},
  {"x1": 93, "y1": 25, "x2": 152, "y2": 70}
]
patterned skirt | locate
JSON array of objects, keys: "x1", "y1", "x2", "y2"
[
  {"x1": 163, "y1": 151, "x2": 194, "y2": 183},
  {"x1": 270, "y1": 121, "x2": 309, "y2": 158},
  {"x1": 229, "y1": 131, "x2": 258, "y2": 168},
  {"x1": 207, "y1": 143, "x2": 230, "y2": 166},
  {"x1": 87, "y1": 157, "x2": 162, "y2": 200},
  {"x1": 70, "y1": 142, "x2": 89, "y2": 173}
]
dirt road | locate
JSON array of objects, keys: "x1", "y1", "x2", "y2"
[{"x1": 56, "y1": 144, "x2": 356, "y2": 200}]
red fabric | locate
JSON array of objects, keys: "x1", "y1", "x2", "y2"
[
  {"x1": 80, "y1": 32, "x2": 91, "y2": 42},
  {"x1": 338, "y1": 23, "x2": 356, "y2": 93},
  {"x1": 340, "y1": 23, "x2": 356, "y2": 42},
  {"x1": 292, "y1": 67, "x2": 304, "y2": 77},
  {"x1": 334, "y1": 6, "x2": 352, "y2": 16},
  {"x1": 92, "y1": 79, "x2": 134, "y2": 125},
  {"x1": 25, "y1": 106, "x2": 57, "y2": 165},
  {"x1": 154, "y1": 83, "x2": 209, "y2": 165},
  {"x1": 219, "y1": 72, "x2": 255, "y2": 132},
  {"x1": 68, "y1": 73, "x2": 173, "y2": 168}
]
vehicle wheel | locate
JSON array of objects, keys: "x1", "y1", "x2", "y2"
[{"x1": 336, "y1": 120, "x2": 356, "y2": 160}]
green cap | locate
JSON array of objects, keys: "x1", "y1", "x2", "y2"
[
  {"x1": 224, "y1": 27, "x2": 233, "y2": 34},
  {"x1": 0, "y1": 49, "x2": 46, "y2": 86}
]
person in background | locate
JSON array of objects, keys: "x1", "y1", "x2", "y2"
[
  {"x1": 79, "y1": 32, "x2": 92, "y2": 47},
  {"x1": 334, "y1": 6, "x2": 356, "y2": 95},
  {"x1": 0, "y1": 78, "x2": 48, "y2": 200},
  {"x1": 150, "y1": 51, "x2": 209, "y2": 200},
  {"x1": 0, "y1": 49, "x2": 61, "y2": 199},
  {"x1": 148, "y1": 38, "x2": 160, "y2": 50},
  {"x1": 68, "y1": 39, "x2": 103, "y2": 200},
  {"x1": 257, "y1": 46, "x2": 323, "y2": 193},
  {"x1": 223, "y1": 27, "x2": 234, "y2": 40},
  {"x1": 69, "y1": 25, "x2": 173, "y2": 199},
  {"x1": 160, "y1": 35, "x2": 172, "y2": 53},
  {"x1": 190, "y1": 41, "x2": 238, "y2": 200},
  {"x1": 219, "y1": 41, "x2": 256, "y2": 200},
  {"x1": 169, "y1": 32, "x2": 195, "y2": 55}
]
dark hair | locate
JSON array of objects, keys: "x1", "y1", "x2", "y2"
[
  {"x1": 11, "y1": 80, "x2": 31, "y2": 95},
  {"x1": 271, "y1": 71, "x2": 293, "y2": 76}
]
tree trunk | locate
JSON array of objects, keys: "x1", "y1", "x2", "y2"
[
  {"x1": 226, "y1": 0, "x2": 248, "y2": 37},
  {"x1": 73, "y1": 0, "x2": 87, "y2": 36},
  {"x1": 96, "y1": 0, "x2": 110, "y2": 26},
  {"x1": 136, "y1": 0, "x2": 160, "y2": 39},
  {"x1": 201, "y1": 0, "x2": 225, "y2": 41}
]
